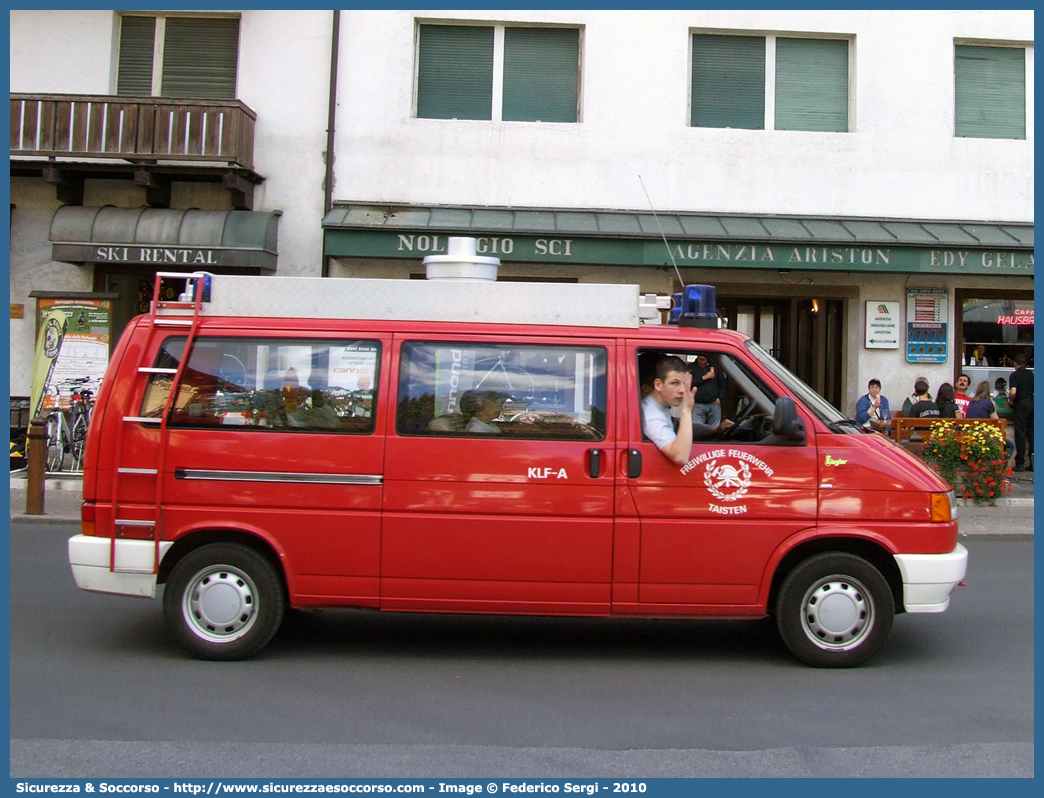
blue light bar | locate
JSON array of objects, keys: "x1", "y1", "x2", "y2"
[
  {"x1": 668, "y1": 293, "x2": 683, "y2": 324},
  {"x1": 675, "y1": 284, "x2": 717, "y2": 328}
]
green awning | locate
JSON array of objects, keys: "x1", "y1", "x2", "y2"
[
  {"x1": 322, "y1": 203, "x2": 1033, "y2": 277},
  {"x1": 50, "y1": 206, "x2": 281, "y2": 271}
]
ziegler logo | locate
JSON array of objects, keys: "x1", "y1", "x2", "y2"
[
  {"x1": 824, "y1": 454, "x2": 848, "y2": 467},
  {"x1": 703, "y1": 459, "x2": 752, "y2": 502}
]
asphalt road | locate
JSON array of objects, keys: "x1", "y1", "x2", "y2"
[{"x1": 9, "y1": 523, "x2": 1034, "y2": 778}]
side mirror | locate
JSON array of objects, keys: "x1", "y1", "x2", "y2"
[{"x1": 772, "y1": 397, "x2": 806, "y2": 442}]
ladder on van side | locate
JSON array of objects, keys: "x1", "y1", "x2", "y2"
[{"x1": 107, "y1": 272, "x2": 211, "y2": 576}]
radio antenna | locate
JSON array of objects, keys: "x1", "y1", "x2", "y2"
[{"x1": 638, "y1": 174, "x2": 685, "y2": 287}]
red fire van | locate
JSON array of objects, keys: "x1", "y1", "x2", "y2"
[{"x1": 69, "y1": 271, "x2": 967, "y2": 667}]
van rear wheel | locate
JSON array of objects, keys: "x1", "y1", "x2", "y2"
[
  {"x1": 776, "y1": 552, "x2": 893, "y2": 668},
  {"x1": 163, "y1": 543, "x2": 284, "y2": 660}
]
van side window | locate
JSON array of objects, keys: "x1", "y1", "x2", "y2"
[
  {"x1": 140, "y1": 337, "x2": 379, "y2": 433},
  {"x1": 638, "y1": 348, "x2": 791, "y2": 445},
  {"x1": 397, "y1": 342, "x2": 607, "y2": 441}
]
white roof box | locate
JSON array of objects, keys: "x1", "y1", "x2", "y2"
[{"x1": 195, "y1": 273, "x2": 644, "y2": 328}]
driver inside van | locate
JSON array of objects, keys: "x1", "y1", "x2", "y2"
[
  {"x1": 641, "y1": 355, "x2": 733, "y2": 464},
  {"x1": 460, "y1": 389, "x2": 510, "y2": 433}
]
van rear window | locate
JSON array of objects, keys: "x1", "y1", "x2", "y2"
[
  {"x1": 396, "y1": 342, "x2": 607, "y2": 440},
  {"x1": 140, "y1": 337, "x2": 379, "y2": 433}
]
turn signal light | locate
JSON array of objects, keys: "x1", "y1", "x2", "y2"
[
  {"x1": 930, "y1": 491, "x2": 956, "y2": 523},
  {"x1": 81, "y1": 501, "x2": 96, "y2": 536}
]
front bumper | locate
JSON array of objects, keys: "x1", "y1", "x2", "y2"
[
  {"x1": 893, "y1": 543, "x2": 969, "y2": 613},
  {"x1": 68, "y1": 535, "x2": 173, "y2": 599}
]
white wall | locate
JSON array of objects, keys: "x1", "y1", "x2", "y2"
[
  {"x1": 9, "y1": 180, "x2": 76, "y2": 394},
  {"x1": 333, "y1": 9, "x2": 1034, "y2": 222},
  {"x1": 237, "y1": 10, "x2": 331, "y2": 276},
  {"x1": 10, "y1": 10, "x2": 117, "y2": 92}
]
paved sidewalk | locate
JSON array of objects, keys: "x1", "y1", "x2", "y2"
[
  {"x1": 10, "y1": 474, "x2": 85, "y2": 524},
  {"x1": 9, "y1": 470, "x2": 1034, "y2": 536}
]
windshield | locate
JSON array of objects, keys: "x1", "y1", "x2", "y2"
[{"x1": 744, "y1": 339, "x2": 850, "y2": 427}]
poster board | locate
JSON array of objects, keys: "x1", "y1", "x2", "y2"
[{"x1": 31, "y1": 297, "x2": 113, "y2": 415}]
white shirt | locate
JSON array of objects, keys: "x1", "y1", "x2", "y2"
[
  {"x1": 466, "y1": 417, "x2": 500, "y2": 434},
  {"x1": 641, "y1": 394, "x2": 676, "y2": 450}
]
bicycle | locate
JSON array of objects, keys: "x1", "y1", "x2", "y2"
[{"x1": 44, "y1": 377, "x2": 95, "y2": 472}]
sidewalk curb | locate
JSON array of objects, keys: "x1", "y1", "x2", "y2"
[
  {"x1": 957, "y1": 498, "x2": 1034, "y2": 508},
  {"x1": 959, "y1": 533, "x2": 1034, "y2": 541},
  {"x1": 11, "y1": 514, "x2": 80, "y2": 525},
  {"x1": 11, "y1": 473, "x2": 82, "y2": 491}
]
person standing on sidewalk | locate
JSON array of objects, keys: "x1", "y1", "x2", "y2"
[
  {"x1": 689, "y1": 353, "x2": 727, "y2": 428},
  {"x1": 1008, "y1": 352, "x2": 1034, "y2": 471}
]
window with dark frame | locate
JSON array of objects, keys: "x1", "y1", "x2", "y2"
[
  {"x1": 416, "y1": 23, "x2": 580, "y2": 122},
  {"x1": 774, "y1": 37, "x2": 849, "y2": 132},
  {"x1": 960, "y1": 298, "x2": 1034, "y2": 368},
  {"x1": 141, "y1": 337, "x2": 379, "y2": 433},
  {"x1": 502, "y1": 27, "x2": 580, "y2": 122},
  {"x1": 691, "y1": 33, "x2": 850, "y2": 132},
  {"x1": 416, "y1": 25, "x2": 494, "y2": 120},
  {"x1": 637, "y1": 348, "x2": 786, "y2": 446},
  {"x1": 116, "y1": 14, "x2": 240, "y2": 99},
  {"x1": 396, "y1": 341, "x2": 606, "y2": 439},
  {"x1": 691, "y1": 34, "x2": 765, "y2": 130},
  {"x1": 955, "y1": 44, "x2": 1026, "y2": 140}
]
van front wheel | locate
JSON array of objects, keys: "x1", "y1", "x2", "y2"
[
  {"x1": 163, "y1": 543, "x2": 284, "y2": 660},
  {"x1": 776, "y1": 553, "x2": 894, "y2": 668}
]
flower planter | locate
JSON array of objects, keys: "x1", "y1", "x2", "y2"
[{"x1": 922, "y1": 420, "x2": 1013, "y2": 506}]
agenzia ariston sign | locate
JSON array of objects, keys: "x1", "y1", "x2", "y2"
[{"x1": 865, "y1": 301, "x2": 900, "y2": 349}]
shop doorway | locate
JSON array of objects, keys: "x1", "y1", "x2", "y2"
[{"x1": 717, "y1": 296, "x2": 845, "y2": 411}]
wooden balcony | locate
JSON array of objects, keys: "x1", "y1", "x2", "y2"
[{"x1": 11, "y1": 93, "x2": 256, "y2": 170}]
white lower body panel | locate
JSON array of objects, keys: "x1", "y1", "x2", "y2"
[
  {"x1": 68, "y1": 535, "x2": 173, "y2": 599},
  {"x1": 894, "y1": 543, "x2": 969, "y2": 613}
]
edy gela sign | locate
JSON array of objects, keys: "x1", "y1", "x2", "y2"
[{"x1": 326, "y1": 231, "x2": 1035, "y2": 277}]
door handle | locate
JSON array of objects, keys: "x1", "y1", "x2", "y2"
[
  {"x1": 588, "y1": 449, "x2": 601, "y2": 478},
  {"x1": 627, "y1": 449, "x2": 642, "y2": 479}
]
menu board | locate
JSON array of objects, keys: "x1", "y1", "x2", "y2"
[{"x1": 906, "y1": 288, "x2": 948, "y2": 363}]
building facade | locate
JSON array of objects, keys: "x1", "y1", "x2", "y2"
[{"x1": 9, "y1": 9, "x2": 1034, "y2": 416}]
